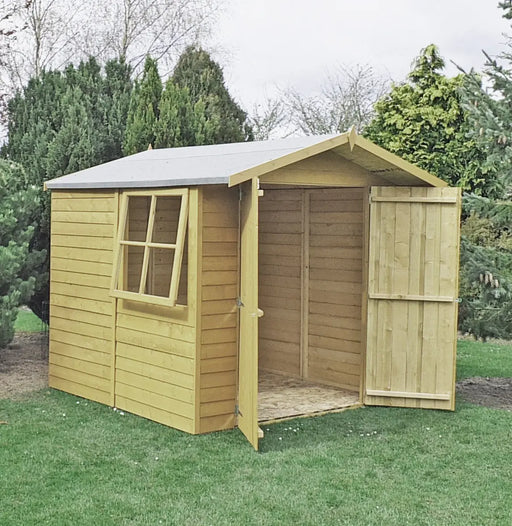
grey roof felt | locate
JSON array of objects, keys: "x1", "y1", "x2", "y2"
[{"x1": 45, "y1": 135, "x2": 337, "y2": 190}]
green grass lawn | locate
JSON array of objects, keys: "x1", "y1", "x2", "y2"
[
  {"x1": 1, "y1": 341, "x2": 511, "y2": 525},
  {"x1": 14, "y1": 309, "x2": 47, "y2": 333}
]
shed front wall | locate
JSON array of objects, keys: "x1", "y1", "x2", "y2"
[{"x1": 49, "y1": 189, "x2": 200, "y2": 434}]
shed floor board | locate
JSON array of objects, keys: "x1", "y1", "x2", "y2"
[{"x1": 258, "y1": 371, "x2": 360, "y2": 422}]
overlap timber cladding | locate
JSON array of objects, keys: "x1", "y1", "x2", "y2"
[
  {"x1": 49, "y1": 191, "x2": 116, "y2": 405},
  {"x1": 198, "y1": 186, "x2": 239, "y2": 433},
  {"x1": 366, "y1": 186, "x2": 460, "y2": 410},
  {"x1": 50, "y1": 190, "x2": 198, "y2": 434},
  {"x1": 258, "y1": 187, "x2": 363, "y2": 391}
]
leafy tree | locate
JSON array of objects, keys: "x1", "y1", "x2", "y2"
[
  {"x1": 0, "y1": 160, "x2": 46, "y2": 348},
  {"x1": 123, "y1": 56, "x2": 162, "y2": 154},
  {"x1": 172, "y1": 46, "x2": 253, "y2": 144},
  {"x1": 364, "y1": 45, "x2": 494, "y2": 196}
]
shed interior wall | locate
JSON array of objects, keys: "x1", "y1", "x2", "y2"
[{"x1": 258, "y1": 187, "x2": 364, "y2": 393}]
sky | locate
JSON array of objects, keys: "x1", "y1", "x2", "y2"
[{"x1": 215, "y1": 0, "x2": 511, "y2": 111}]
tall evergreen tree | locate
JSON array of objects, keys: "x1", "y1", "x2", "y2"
[
  {"x1": 171, "y1": 46, "x2": 253, "y2": 144},
  {"x1": 123, "y1": 56, "x2": 162, "y2": 155},
  {"x1": 364, "y1": 45, "x2": 493, "y2": 196},
  {"x1": 4, "y1": 57, "x2": 132, "y2": 320}
]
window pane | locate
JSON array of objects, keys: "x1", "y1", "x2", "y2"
[
  {"x1": 144, "y1": 247, "x2": 173, "y2": 297},
  {"x1": 126, "y1": 245, "x2": 145, "y2": 292},
  {"x1": 127, "y1": 196, "x2": 151, "y2": 242},
  {"x1": 152, "y1": 196, "x2": 181, "y2": 244}
]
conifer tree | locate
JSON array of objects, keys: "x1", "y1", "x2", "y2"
[
  {"x1": 171, "y1": 47, "x2": 253, "y2": 144},
  {"x1": 0, "y1": 161, "x2": 46, "y2": 348},
  {"x1": 364, "y1": 45, "x2": 492, "y2": 196},
  {"x1": 3, "y1": 57, "x2": 132, "y2": 320},
  {"x1": 123, "y1": 56, "x2": 162, "y2": 154}
]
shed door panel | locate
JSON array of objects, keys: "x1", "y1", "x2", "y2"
[
  {"x1": 238, "y1": 178, "x2": 260, "y2": 450},
  {"x1": 365, "y1": 186, "x2": 461, "y2": 410}
]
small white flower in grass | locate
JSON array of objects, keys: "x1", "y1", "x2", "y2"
[
  {"x1": 426, "y1": 427, "x2": 430, "y2": 431},
  {"x1": 278, "y1": 437, "x2": 282, "y2": 441},
  {"x1": 119, "y1": 411, "x2": 125, "y2": 416},
  {"x1": 76, "y1": 401, "x2": 80, "y2": 404},
  {"x1": 62, "y1": 413, "x2": 66, "y2": 417},
  {"x1": 113, "y1": 407, "x2": 117, "y2": 412},
  {"x1": 155, "y1": 457, "x2": 159, "y2": 460}
]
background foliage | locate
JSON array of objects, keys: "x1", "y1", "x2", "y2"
[{"x1": 0, "y1": 160, "x2": 45, "y2": 348}]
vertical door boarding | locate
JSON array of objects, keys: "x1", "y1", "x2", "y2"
[
  {"x1": 238, "y1": 178, "x2": 261, "y2": 449},
  {"x1": 365, "y1": 186, "x2": 461, "y2": 410}
]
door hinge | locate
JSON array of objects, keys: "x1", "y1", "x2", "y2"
[{"x1": 236, "y1": 297, "x2": 244, "y2": 308}]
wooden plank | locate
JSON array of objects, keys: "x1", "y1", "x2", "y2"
[
  {"x1": 50, "y1": 340, "x2": 110, "y2": 366},
  {"x1": 51, "y1": 293, "x2": 112, "y2": 314},
  {"x1": 117, "y1": 313, "x2": 195, "y2": 343},
  {"x1": 366, "y1": 389, "x2": 450, "y2": 400},
  {"x1": 49, "y1": 363, "x2": 110, "y2": 391},
  {"x1": 51, "y1": 270, "x2": 111, "y2": 289},
  {"x1": 200, "y1": 342, "x2": 238, "y2": 359},
  {"x1": 202, "y1": 270, "x2": 238, "y2": 286},
  {"x1": 51, "y1": 235, "x2": 114, "y2": 250},
  {"x1": 369, "y1": 293, "x2": 454, "y2": 302},
  {"x1": 201, "y1": 328, "x2": 237, "y2": 345},
  {"x1": 51, "y1": 311, "x2": 112, "y2": 335},
  {"x1": 52, "y1": 211, "x2": 115, "y2": 224},
  {"x1": 200, "y1": 400, "x2": 236, "y2": 418},
  {"x1": 50, "y1": 304, "x2": 111, "y2": 328},
  {"x1": 51, "y1": 257, "x2": 112, "y2": 277},
  {"x1": 202, "y1": 313, "x2": 237, "y2": 330},
  {"x1": 115, "y1": 382, "x2": 193, "y2": 419},
  {"x1": 116, "y1": 355, "x2": 193, "y2": 390},
  {"x1": 115, "y1": 396, "x2": 193, "y2": 434},
  {"x1": 200, "y1": 414, "x2": 236, "y2": 433},
  {"x1": 51, "y1": 282, "x2": 111, "y2": 302},
  {"x1": 52, "y1": 191, "x2": 116, "y2": 200},
  {"x1": 49, "y1": 353, "x2": 110, "y2": 379},
  {"x1": 51, "y1": 222, "x2": 114, "y2": 237},
  {"x1": 116, "y1": 341, "x2": 194, "y2": 375},
  {"x1": 51, "y1": 197, "x2": 115, "y2": 212},
  {"x1": 116, "y1": 327, "x2": 195, "y2": 358},
  {"x1": 50, "y1": 328, "x2": 110, "y2": 353},
  {"x1": 200, "y1": 356, "x2": 237, "y2": 374},
  {"x1": 116, "y1": 369, "x2": 193, "y2": 404},
  {"x1": 49, "y1": 376, "x2": 110, "y2": 405}
]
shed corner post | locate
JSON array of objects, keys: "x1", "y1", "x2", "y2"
[{"x1": 184, "y1": 187, "x2": 202, "y2": 434}]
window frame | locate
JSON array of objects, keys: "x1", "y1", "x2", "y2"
[{"x1": 110, "y1": 188, "x2": 189, "y2": 308}]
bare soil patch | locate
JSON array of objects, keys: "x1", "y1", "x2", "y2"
[
  {"x1": 0, "y1": 333, "x2": 48, "y2": 399},
  {"x1": 456, "y1": 377, "x2": 512, "y2": 411}
]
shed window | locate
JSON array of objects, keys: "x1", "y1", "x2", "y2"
[{"x1": 111, "y1": 190, "x2": 189, "y2": 307}]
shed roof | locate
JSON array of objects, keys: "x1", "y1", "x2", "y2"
[{"x1": 45, "y1": 130, "x2": 446, "y2": 190}]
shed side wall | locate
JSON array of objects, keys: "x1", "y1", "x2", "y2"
[
  {"x1": 49, "y1": 190, "x2": 116, "y2": 404},
  {"x1": 199, "y1": 186, "x2": 239, "y2": 433}
]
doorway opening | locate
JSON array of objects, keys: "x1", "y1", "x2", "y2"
[{"x1": 257, "y1": 186, "x2": 364, "y2": 422}]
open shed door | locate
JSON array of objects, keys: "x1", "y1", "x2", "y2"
[
  {"x1": 238, "y1": 178, "x2": 260, "y2": 449},
  {"x1": 365, "y1": 186, "x2": 461, "y2": 410}
]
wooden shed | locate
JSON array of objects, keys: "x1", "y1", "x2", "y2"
[{"x1": 45, "y1": 130, "x2": 461, "y2": 450}]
